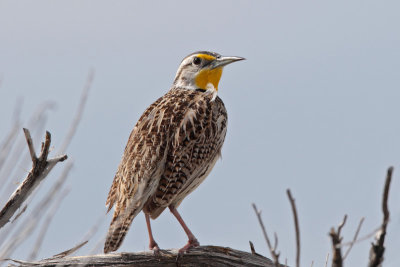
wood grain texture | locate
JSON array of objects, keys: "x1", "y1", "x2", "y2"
[{"x1": 10, "y1": 246, "x2": 282, "y2": 267}]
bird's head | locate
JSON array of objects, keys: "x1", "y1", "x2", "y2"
[{"x1": 173, "y1": 51, "x2": 244, "y2": 92}]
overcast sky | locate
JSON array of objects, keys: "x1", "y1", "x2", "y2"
[{"x1": 1, "y1": 1, "x2": 400, "y2": 266}]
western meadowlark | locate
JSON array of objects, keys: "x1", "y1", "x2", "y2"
[{"x1": 104, "y1": 51, "x2": 244, "y2": 254}]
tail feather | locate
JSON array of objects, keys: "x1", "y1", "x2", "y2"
[{"x1": 104, "y1": 208, "x2": 138, "y2": 253}]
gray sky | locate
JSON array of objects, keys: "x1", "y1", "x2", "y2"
[{"x1": 1, "y1": 1, "x2": 400, "y2": 266}]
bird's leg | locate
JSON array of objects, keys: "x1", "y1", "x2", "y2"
[
  {"x1": 169, "y1": 206, "x2": 200, "y2": 253},
  {"x1": 145, "y1": 213, "x2": 160, "y2": 253}
]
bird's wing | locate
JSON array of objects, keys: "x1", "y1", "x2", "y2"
[
  {"x1": 105, "y1": 94, "x2": 171, "y2": 213},
  {"x1": 144, "y1": 94, "x2": 228, "y2": 218}
]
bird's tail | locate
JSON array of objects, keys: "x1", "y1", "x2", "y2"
[{"x1": 104, "y1": 207, "x2": 139, "y2": 253}]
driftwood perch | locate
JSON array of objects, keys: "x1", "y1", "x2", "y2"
[
  {"x1": 10, "y1": 246, "x2": 281, "y2": 267},
  {"x1": 0, "y1": 129, "x2": 67, "y2": 229}
]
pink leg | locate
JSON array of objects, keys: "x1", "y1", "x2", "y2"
[
  {"x1": 145, "y1": 213, "x2": 160, "y2": 253},
  {"x1": 169, "y1": 206, "x2": 200, "y2": 253}
]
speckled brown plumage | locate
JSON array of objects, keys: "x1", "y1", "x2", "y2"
[
  {"x1": 104, "y1": 88, "x2": 227, "y2": 253},
  {"x1": 104, "y1": 51, "x2": 244, "y2": 254}
]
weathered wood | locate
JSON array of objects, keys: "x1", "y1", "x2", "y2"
[
  {"x1": 0, "y1": 129, "x2": 67, "y2": 229},
  {"x1": 10, "y1": 246, "x2": 283, "y2": 267}
]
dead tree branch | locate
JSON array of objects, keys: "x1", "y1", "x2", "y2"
[
  {"x1": 286, "y1": 189, "x2": 300, "y2": 267},
  {"x1": 0, "y1": 98, "x2": 22, "y2": 173},
  {"x1": 0, "y1": 129, "x2": 67, "y2": 229},
  {"x1": 343, "y1": 217, "x2": 364, "y2": 259},
  {"x1": 8, "y1": 246, "x2": 278, "y2": 267},
  {"x1": 58, "y1": 69, "x2": 94, "y2": 153},
  {"x1": 252, "y1": 203, "x2": 281, "y2": 267},
  {"x1": 329, "y1": 214, "x2": 347, "y2": 267},
  {"x1": 368, "y1": 166, "x2": 393, "y2": 267}
]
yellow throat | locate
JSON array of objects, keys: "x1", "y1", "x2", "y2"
[{"x1": 195, "y1": 67, "x2": 223, "y2": 91}]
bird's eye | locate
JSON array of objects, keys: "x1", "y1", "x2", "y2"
[{"x1": 193, "y1": 57, "x2": 201, "y2": 65}]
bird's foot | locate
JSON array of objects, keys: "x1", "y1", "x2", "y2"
[
  {"x1": 178, "y1": 238, "x2": 200, "y2": 254},
  {"x1": 149, "y1": 241, "x2": 160, "y2": 255}
]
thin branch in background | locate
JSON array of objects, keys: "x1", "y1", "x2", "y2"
[
  {"x1": 58, "y1": 68, "x2": 94, "y2": 153},
  {"x1": 51, "y1": 240, "x2": 89, "y2": 259},
  {"x1": 0, "y1": 162, "x2": 72, "y2": 259},
  {"x1": 11, "y1": 205, "x2": 27, "y2": 223},
  {"x1": 368, "y1": 166, "x2": 393, "y2": 267},
  {"x1": 27, "y1": 188, "x2": 70, "y2": 261},
  {"x1": 0, "y1": 129, "x2": 67, "y2": 230},
  {"x1": 340, "y1": 224, "x2": 381, "y2": 248},
  {"x1": 325, "y1": 253, "x2": 330, "y2": 267},
  {"x1": 252, "y1": 203, "x2": 281, "y2": 267},
  {"x1": 286, "y1": 189, "x2": 300, "y2": 267},
  {"x1": 329, "y1": 214, "x2": 347, "y2": 267},
  {"x1": 273, "y1": 232, "x2": 278, "y2": 252},
  {"x1": 0, "y1": 97, "x2": 22, "y2": 173},
  {"x1": 343, "y1": 217, "x2": 365, "y2": 259},
  {"x1": 0, "y1": 102, "x2": 55, "y2": 201}
]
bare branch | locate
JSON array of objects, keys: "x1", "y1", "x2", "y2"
[
  {"x1": 286, "y1": 189, "x2": 300, "y2": 267},
  {"x1": 58, "y1": 68, "x2": 94, "y2": 153},
  {"x1": 329, "y1": 215, "x2": 347, "y2": 267},
  {"x1": 0, "y1": 129, "x2": 67, "y2": 229},
  {"x1": 8, "y1": 246, "x2": 278, "y2": 267},
  {"x1": 249, "y1": 241, "x2": 256, "y2": 255},
  {"x1": 23, "y1": 128, "x2": 38, "y2": 163},
  {"x1": 0, "y1": 97, "x2": 22, "y2": 173},
  {"x1": 368, "y1": 166, "x2": 393, "y2": 267},
  {"x1": 0, "y1": 102, "x2": 55, "y2": 199},
  {"x1": 11, "y1": 205, "x2": 27, "y2": 223},
  {"x1": 343, "y1": 217, "x2": 364, "y2": 259},
  {"x1": 51, "y1": 240, "x2": 89, "y2": 259},
  {"x1": 0, "y1": 162, "x2": 72, "y2": 259},
  {"x1": 325, "y1": 253, "x2": 330, "y2": 267},
  {"x1": 252, "y1": 203, "x2": 281, "y2": 267}
]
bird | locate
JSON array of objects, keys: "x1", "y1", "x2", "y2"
[{"x1": 104, "y1": 51, "x2": 244, "y2": 254}]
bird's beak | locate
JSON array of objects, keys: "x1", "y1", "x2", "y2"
[{"x1": 210, "y1": 56, "x2": 245, "y2": 69}]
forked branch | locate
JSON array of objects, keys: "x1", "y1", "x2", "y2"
[
  {"x1": 329, "y1": 214, "x2": 347, "y2": 267},
  {"x1": 0, "y1": 129, "x2": 67, "y2": 229},
  {"x1": 252, "y1": 203, "x2": 281, "y2": 267}
]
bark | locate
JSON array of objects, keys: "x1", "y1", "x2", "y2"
[{"x1": 10, "y1": 246, "x2": 283, "y2": 267}]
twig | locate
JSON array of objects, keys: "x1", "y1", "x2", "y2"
[
  {"x1": 368, "y1": 166, "x2": 393, "y2": 267},
  {"x1": 286, "y1": 189, "x2": 300, "y2": 267},
  {"x1": 51, "y1": 240, "x2": 89, "y2": 259},
  {"x1": 0, "y1": 129, "x2": 67, "y2": 229},
  {"x1": 0, "y1": 97, "x2": 22, "y2": 173},
  {"x1": 58, "y1": 69, "x2": 94, "y2": 153},
  {"x1": 343, "y1": 217, "x2": 364, "y2": 259},
  {"x1": 0, "y1": 162, "x2": 72, "y2": 259},
  {"x1": 0, "y1": 102, "x2": 55, "y2": 201},
  {"x1": 11, "y1": 205, "x2": 27, "y2": 223},
  {"x1": 329, "y1": 215, "x2": 347, "y2": 267},
  {"x1": 249, "y1": 241, "x2": 256, "y2": 255},
  {"x1": 252, "y1": 203, "x2": 280, "y2": 267},
  {"x1": 325, "y1": 253, "x2": 329, "y2": 267}
]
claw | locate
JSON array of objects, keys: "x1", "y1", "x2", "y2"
[
  {"x1": 178, "y1": 238, "x2": 200, "y2": 254},
  {"x1": 150, "y1": 243, "x2": 160, "y2": 256}
]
